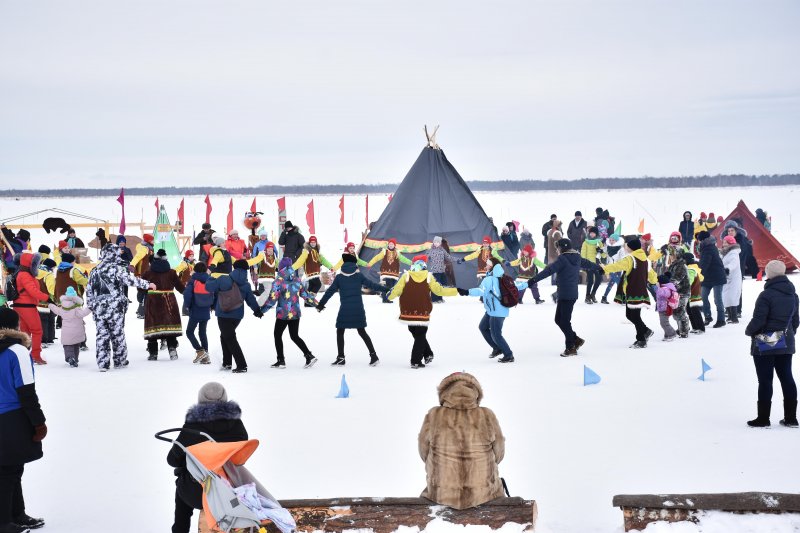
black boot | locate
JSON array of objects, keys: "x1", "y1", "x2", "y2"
[
  {"x1": 780, "y1": 399, "x2": 798, "y2": 428},
  {"x1": 726, "y1": 307, "x2": 739, "y2": 324},
  {"x1": 747, "y1": 401, "x2": 771, "y2": 428}
]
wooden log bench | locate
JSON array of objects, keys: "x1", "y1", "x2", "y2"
[
  {"x1": 613, "y1": 492, "x2": 800, "y2": 531},
  {"x1": 262, "y1": 497, "x2": 537, "y2": 533}
]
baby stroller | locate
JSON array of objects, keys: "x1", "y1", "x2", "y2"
[{"x1": 156, "y1": 428, "x2": 296, "y2": 533}]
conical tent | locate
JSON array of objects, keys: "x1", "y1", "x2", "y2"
[
  {"x1": 711, "y1": 199, "x2": 799, "y2": 272},
  {"x1": 153, "y1": 205, "x2": 182, "y2": 267},
  {"x1": 359, "y1": 141, "x2": 507, "y2": 288}
]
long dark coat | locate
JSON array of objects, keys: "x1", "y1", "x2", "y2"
[{"x1": 318, "y1": 262, "x2": 385, "y2": 329}]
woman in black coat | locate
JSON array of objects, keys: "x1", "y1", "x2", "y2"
[
  {"x1": 166, "y1": 382, "x2": 248, "y2": 533},
  {"x1": 317, "y1": 254, "x2": 387, "y2": 366},
  {"x1": 744, "y1": 260, "x2": 798, "y2": 428}
]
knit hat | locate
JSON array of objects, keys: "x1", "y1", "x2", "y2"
[
  {"x1": 42, "y1": 258, "x2": 57, "y2": 270},
  {"x1": 116, "y1": 235, "x2": 127, "y2": 245},
  {"x1": 765, "y1": 260, "x2": 786, "y2": 280},
  {"x1": 657, "y1": 273, "x2": 671, "y2": 285},
  {"x1": 266, "y1": 242, "x2": 275, "y2": 250},
  {"x1": 717, "y1": 216, "x2": 724, "y2": 223},
  {"x1": 575, "y1": 211, "x2": 582, "y2": 217},
  {"x1": 184, "y1": 250, "x2": 194, "y2": 259},
  {"x1": 609, "y1": 233, "x2": 621, "y2": 242},
  {"x1": 58, "y1": 240, "x2": 68, "y2": 249},
  {"x1": 38, "y1": 245, "x2": 51, "y2": 254},
  {"x1": 17, "y1": 229, "x2": 30, "y2": 242},
  {"x1": 556, "y1": 238, "x2": 572, "y2": 252},
  {"x1": 212, "y1": 235, "x2": 226, "y2": 247},
  {"x1": 433, "y1": 236, "x2": 442, "y2": 245},
  {"x1": 0, "y1": 307, "x2": 19, "y2": 330},
  {"x1": 696, "y1": 231, "x2": 710, "y2": 242},
  {"x1": 346, "y1": 241, "x2": 355, "y2": 250},
  {"x1": 699, "y1": 212, "x2": 707, "y2": 219},
  {"x1": 233, "y1": 259, "x2": 249, "y2": 270},
  {"x1": 523, "y1": 244, "x2": 534, "y2": 256},
  {"x1": 388, "y1": 238, "x2": 397, "y2": 246},
  {"x1": 61, "y1": 252, "x2": 76, "y2": 263},
  {"x1": 412, "y1": 254, "x2": 428, "y2": 263},
  {"x1": 669, "y1": 231, "x2": 682, "y2": 242},
  {"x1": 228, "y1": 229, "x2": 239, "y2": 237},
  {"x1": 257, "y1": 227, "x2": 268, "y2": 237},
  {"x1": 723, "y1": 235, "x2": 737, "y2": 246},
  {"x1": 626, "y1": 238, "x2": 642, "y2": 251},
  {"x1": 482, "y1": 236, "x2": 491, "y2": 245},
  {"x1": 642, "y1": 233, "x2": 652, "y2": 242},
  {"x1": 65, "y1": 286, "x2": 78, "y2": 297},
  {"x1": 587, "y1": 226, "x2": 598, "y2": 237},
  {"x1": 683, "y1": 252, "x2": 696, "y2": 265},
  {"x1": 278, "y1": 257, "x2": 293, "y2": 271},
  {"x1": 143, "y1": 234, "x2": 154, "y2": 244},
  {"x1": 156, "y1": 249, "x2": 167, "y2": 258},
  {"x1": 284, "y1": 221, "x2": 294, "y2": 230},
  {"x1": 342, "y1": 253, "x2": 358, "y2": 264},
  {"x1": 550, "y1": 214, "x2": 557, "y2": 219},
  {"x1": 309, "y1": 235, "x2": 318, "y2": 244},
  {"x1": 708, "y1": 212, "x2": 715, "y2": 220},
  {"x1": 193, "y1": 262, "x2": 207, "y2": 273},
  {"x1": 202, "y1": 223, "x2": 212, "y2": 230},
  {"x1": 198, "y1": 382, "x2": 228, "y2": 404}
]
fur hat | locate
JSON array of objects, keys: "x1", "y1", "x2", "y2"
[
  {"x1": 116, "y1": 235, "x2": 127, "y2": 245},
  {"x1": 284, "y1": 221, "x2": 294, "y2": 230},
  {"x1": 16, "y1": 229, "x2": 30, "y2": 242},
  {"x1": 201, "y1": 223, "x2": 212, "y2": 230},
  {"x1": 198, "y1": 382, "x2": 227, "y2": 404},
  {"x1": 38, "y1": 245, "x2": 51, "y2": 254},
  {"x1": 342, "y1": 253, "x2": 358, "y2": 264},
  {"x1": 278, "y1": 257, "x2": 293, "y2": 271},
  {"x1": 587, "y1": 226, "x2": 598, "y2": 237},
  {"x1": 42, "y1": 258, "x2": 57, "y2": 270},
  {"x1": 765, "y1": 260, "x2": 786, "y2": 280},
  {"x1": 556, "y1": 238, "x2": 572, "y2": 252},
  {"x1": 193, "y1": 262, "x2": 207, "y2": 273},
  {"x1": 723, "y1": 235, "x2": 737, "y2": 246},
  {"x1": 61, "y1": 252, "x2": 76, "y2": 263},
  {"x1": 143, "y1": 234, "x2": 154, "y2": 244},
  {"x1": 626, "y1": 238, "x2": 642, "y2": 251},
  {"x1": 156, "y1": 249, "x2": 167, "y2": 258},
  {"x1": 0, "y1": 307, "x2": 20, "y2": 330},
  {"x1": 683, "y1": 252, "x2": 696, "y2": 265},
  {"x1": 233, "y1": 259, "x2": 249, "y2": 270},
  {"x1": 696, "y1": 231, "x2": 710, "y2": 242}
]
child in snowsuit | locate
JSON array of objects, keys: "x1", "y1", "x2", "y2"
[
  {"x1": 183, "y1": 262, "x2": 213, "y2": 364},
  {"x1": 293, "y1": 236, "x2": 334, "y2": 305},
  {"x1": 48, "y1": 286, "x2": 92, "y2": 367},
  {"x1": 318, "y1": 253, "x2": 388, "y2": 366},
  {"x1": 580, "y1": 227, "x2": 606, "y2": 304},
  {"x1": 666, "y1": 247, "x2": 691, "y2": 338},
  {"x1": 36, "y1": 257, "x2": 57, "y2": 347},
  {"x1": 366, "y1": 238, "x2": 412, "y2": 303},
  {"x1": 683, "y1": 252, "x2": 706, "y2": 334},
  {"x1": 10, "y1": 253, "x2": 51, "y2": 365},
  {"x1": 656, "y1": 273, "x2": 678, "y2": 341},
  {"x1": 387, "y1": 255, "x2": 458, "y2": 368},
  {"x1": 510, "y1": 244, "x2": 546, "y2": 304},
  {"x1": 262, "y1": 257, "x2": 318, "y2": 369},
  {"x1": 458, "y1": 236, "x2": 504, "y2": 281},
  {"x1": 601, "y1": 233, "x2": 625, "y2": 304}
]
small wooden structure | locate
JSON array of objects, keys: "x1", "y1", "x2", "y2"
[
  {"x1": 613, "y1": 492, "x2": 800, "y2": 531},
  {"x1": 263, "y1": 497, "x2": 537, "y2": 533}
]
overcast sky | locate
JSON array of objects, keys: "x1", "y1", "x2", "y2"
[{"x1": 1, "y1": 1, "x2": 798, "y2": 188}]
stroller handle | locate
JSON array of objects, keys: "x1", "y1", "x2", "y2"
[{"x1": 155, "y1": 428, "x2": 216, "y2": 444}]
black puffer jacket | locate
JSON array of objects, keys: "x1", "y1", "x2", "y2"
[
  {"x1": 698, "y1": 236, "x2": 727, "y2": 287},
  {"x1": 279, "y1": 228, "x2": 306, "y2": 261},
  {"x1": 167, "y1": 401, "x2": 248, "y2": 509},
  {"x1": 745, "y1": 276, "x2": 799, "y2": 356}
]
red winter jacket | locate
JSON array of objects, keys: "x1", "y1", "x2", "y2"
[
  {"x1": 14, "y1": 255, "x2": 49, "y2": 306},
  {"x1": 225, "y1": 238, "x2": 247, "y2": 260}
]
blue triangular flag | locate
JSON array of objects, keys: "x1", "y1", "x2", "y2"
[
  {"x1": 335, "y1": 373, "x2": 350, "y2": 398},
  {"x1": 583, "y1": 365, "x2": 601, "y2": 386},
  {"x1": 698, "y1": 358, "x2": 712, "y2": 381}
]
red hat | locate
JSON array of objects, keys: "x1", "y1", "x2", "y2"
[
  {"x1": 412, "y1": 254, "x2": 428, "y2": 263},
  {"x1": 723, "y1": 235, "x2": 737, "y2": 245},
  {"x1": 346, "y1": 242, "x2": 355, "y2": 249},
  {"x1": 669, "y1": 231, "x2": 682, "y2": 242},
  {"x1": 184, "y1": 250, "x2": 194, "y2": 258},
  {"x1": 699, "y1": 212, "x2": 707, "y2": 219},
  {"x1": 708, "y1": 212, "x2": 715, "y2": 220},
  {"x1": 19, "y1": 253, "x2": 34, "y2": 268},
  {"x1": 388, "y1": 238, "x2": 397, "y2": 246},
  {"x1": 642, "y1": 233, "x2": 652, "y2": 241},
  {"x1": 717, "y1": 216, "x2": 724, "y2": 223},
  {"x1": 523, "y1": 244, "x2": 534, "y2": 256},
  {"x1": 309, "y1": 235, "x2": 318, "y2": 244},
  {"x1": 266, "y1": 242, "x2": 275, "y2": 250},
  {"x1": 58, "y1": 240, "x2": 68, "y2": 249},
  {"x1": 143, "y1": 234, "x2": 154, "y2": 244},
  {"x1": 482, "y1": 236, "x2": 491, "y2": 245}
]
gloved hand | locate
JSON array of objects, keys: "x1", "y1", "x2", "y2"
[
  {"x1": 457, "y1": 288, "x2": 470, "y2": 296},
  {"x1": 253, "y1": 309, "x2": 264, "y2": 318},
  {"x1": 317, "y1": 304, "x2": 325, "y2": 312},
  {"x1": 33, "y1": 424, "x2": 47, "y2": 442},
  {"x1": 182, "y1": 308, "x2": 190, "y2": 317}
]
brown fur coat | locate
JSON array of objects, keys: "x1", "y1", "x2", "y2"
[{"x1": 418, "y1": 373, "x2": 505, "y2": 509}]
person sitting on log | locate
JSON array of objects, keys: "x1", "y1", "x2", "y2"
[{"x1": 418, "y1": 372, "x2": 505, "y2": 510}]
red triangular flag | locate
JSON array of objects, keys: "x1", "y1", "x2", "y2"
[
  {"x1": 177, "y1": 198, "x2": 185, "y2": 234},
  {"x1": 306, "y1": 200, "x2": 316, "y2": 235},
  {"x1": 250, "y1": 197, "x2": 257, "y2": 213},
  {"x1": 277, "y1": 196, "x2": 286, "y2": 213},
  {"x1": 226, "y1": 199, "x2": 234, "y2": 235},
  {"x1": 343, "y1": 227, "x2": 348, "y2": 244},
  {"x1": 155, "y1": 197, "x2": 160, "y2": 218},
  {"x1": 117, "y1": 188, "x2": 126, "y2": 235},
  {"x1": 204, "y1": 195, "x2": 212, "y2": 224},
  {"x1": 339, "y1": 195, "x2": 345, "y2": 225},
  {"x1": 388, "y1": 193, "x2": 393, "y2": 202}
]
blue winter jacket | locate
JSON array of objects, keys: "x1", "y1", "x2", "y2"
[
  {"x1": 318, "y1": 262, "x2": 386, "y2": 329},
  {"x1": 183, "y1": 272, "x2": 213, "y2": 321},
  {"x1": 745, "y1": 275, "x2": 798, "y2": 356},
  {"x1": 529, "y1": 250, "x2": 601, "y2": 301},
  {"x1": 698, "y1": 236, "x2": 727, "y2": 287},
  {"x1": 205, "y1": 268, "x2": 260, "y2": 319},
  {"x1": 468, "y1": 264, "x2": 527, "y2": 317}
]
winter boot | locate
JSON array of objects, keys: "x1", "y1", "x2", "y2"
[
  {"x1": 410, "y1": 362, "x2": 426, "y2": 369},
  {"x1": 747, "y1": 401, "x2": 771, "y2": 428},
  {"x1": 584, "y1": 297, "x2": 593, "y2": 305},
  {"x1": 780, "y1": 399, "x2": 798, "y2": 428},
  {"x1": 703, "y1": 316, "x2": 713, "y2": 326},
  {"x1": 67, "y1": 358, "x2": 78, "y2": 368},
  {"x1": 535, "y1": 298, "x2": 545, "y2": 304},
  {"x1": 590, "y1": 295, "x2": 598, "y2": 303},
  {"x1": 331, "y1": 356, "x2": 346, "y2": 366},
  {"x1": 726, "y1": 307, "x2": 739, "y2": 324},
  {"x1": 629, "y1": 340, "x2": 647, "y2": 349},
  {"x1": 0, "y1": 522, "x2": 32, "y2": 533},
  {"x1": 13, "y1": 513, "x2": 44, "y2": 530},
  {"x1": 79, "y1": 341, "x2": 88, "y2": 352},
  {"x1": 193, "y1": 350, "x2": 206, "y2": 364},
  {"x1": 220, "y1": 364, "x2": 232, "y2": 371},
  {"x1": 424, "y1": 353, "x2": 434, "y2": 365},
  {"x1": 271, "y1": 359, "x2": 286, "y2": 369},
  {"x1": 574, "y1": 336, "x2": 585, "y2": 351},
  {"x1": 168, "y1": 348, "x2": 178, "y2": 361},
  {"x1": 136, "y1": 303, "x2": 145, "y2": 319},
  {"x1": 369, "y1": 353, "x2": 380, "y2": 367},
  {"x1": 147, "y1": 351, "x2": 158, "y2": 361},
  {"x1": 489, "y1": 348, "x2": 502, "y2": 358},
  {"x1": 713, "y1": 320, "x2": 726, "y2": 328},
  {"x1": 560, "y1": 347, "x2": 578, "y2": 357},
  {"x1": 497, "y1": 355, "x2": 515, "y2": 363},
  {"x1": 232, "y1": 367, "x2": 248, "y2": 373},
  {"x1": 601, "y1": 296, "x2": 609, "y2": 304},
  {"x1": 305, "y1": 354, "x2": 318, "y2": 368}
]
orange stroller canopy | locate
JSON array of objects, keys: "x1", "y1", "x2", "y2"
[{"x1": 188, "y1": 439, "x2": 260, "y2": 474}]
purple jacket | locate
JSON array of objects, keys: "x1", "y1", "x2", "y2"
[{"x1": 656, "y1": 283, "x2": 677, "y2": 313}]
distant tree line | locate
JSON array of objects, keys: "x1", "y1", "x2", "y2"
[{"x1": 1, "y1": 174, "x2": 798, "y2": 197}]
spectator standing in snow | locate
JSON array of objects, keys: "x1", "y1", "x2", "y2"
[
  {"x1": 755, "y1": 208, "x2": 771, "y2": 233},
  {"x1": 418, "y1": 372, "x2": 505, "y2": 510},
  {"x1": 696, "y1": 230, "x2": 727, "y2": 328},
  {"x1": 567, "y1": 211, "x2": 587, "y2": 251},
  {"x1": 278, "y1": 221, "x2": 305, "y2": 262},
  {"x1": 541, "y1": 214, "x2": 557, "y2": 263},
  {"x1": 678, "y1": 211, "x2": 694, "y2": 247},
  {"x1": 744, "y1": 260, "x2": 798, "y2": 428},
  {"x1": 500, "y1": 222, "x2": 519, "y2": 257},
  {"x1": 0, "y1": 307, "x2": 47, "y2": 532},
  {"x1": 720, "y1": 235, "x2": 742, "y2": 324},
  {"x1": 427, "y1": 236, "x2": 453, "y2": 304}
]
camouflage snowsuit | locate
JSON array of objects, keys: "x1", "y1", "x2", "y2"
[{"x1": 86, "y1": 244, "x2": 150, "y2": 369}]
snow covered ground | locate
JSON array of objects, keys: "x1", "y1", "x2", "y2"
[{"x1": 1, "y1": 188, "x2": 799, "y2": 533}]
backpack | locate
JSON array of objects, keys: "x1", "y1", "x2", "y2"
[
  {"x1": 667, "y1": 288, "x2": 680, "y2": 310},
  {"x1": 218, "y1": 278, "x2": 244, "y2": 312},
  {"x1": 4, "y1": 271, "x2": 20, "y2": 301},
  {"x1": 497, "y1": 274, "x2": 519, "y2": 308}
]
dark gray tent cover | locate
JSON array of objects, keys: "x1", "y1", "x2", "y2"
[{"x1": 359, "y1": 145, "x2": 511, "y2": 288}]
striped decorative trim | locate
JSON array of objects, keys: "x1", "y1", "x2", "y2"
[
  {"x1": 398, "y1": 318, "x2": 430, "y2": 327},
  {"x1": 363, "y1": 238, "x2": 506, "y2": 254}
]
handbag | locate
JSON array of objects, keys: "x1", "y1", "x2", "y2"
[{"x1": 755, "y1": 300, "x2": 796, "y2": 354}]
